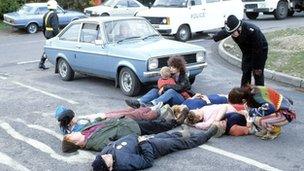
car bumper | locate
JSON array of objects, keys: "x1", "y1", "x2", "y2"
[
  {"x1": 245, "y1": 8, "x2": 271, "y2": 13},
  {"x1": 3, "y1": 20, "x2": 24, "y2": 28},
  {"x1": 143, "y1": 62, "x2": 207, "y2": 78},
  {"x1": 152, "y1": 24, "x2": 173, "y2": 35}
]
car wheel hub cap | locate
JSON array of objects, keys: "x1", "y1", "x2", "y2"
[
  {"x1": 59, "y1": 62, "x2": 67, "y2": 77},
  {"x1": 29, "y1": 25, "x2": 36, "y2": 33},
  {"x1": 122, "y1": 72, "x2": 132, "y2": 92},
  {"x1": 180, "y1": 29, "x2": 188, "y2": 40}
]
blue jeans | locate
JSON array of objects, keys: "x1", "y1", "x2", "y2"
[{"x1": 140, "y1": 88, "x2": 185, "y2": 105}]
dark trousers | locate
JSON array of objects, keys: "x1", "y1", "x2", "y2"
[
  {"x1": 241, "y1": 48, "x2": 268, "y2": 87},
  {"x1": 137, "y1": 119, "x2": 178, "y2": 135},
  {"x1": 39, "y1": 52, "x2": 47, "y2": 65},
  {"x1": 147, "y1": 131, "x2": 213, "y2": 159}
]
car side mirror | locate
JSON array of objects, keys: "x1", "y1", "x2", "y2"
[{"x1": 191, "y1": 0, "x2": 195, "y2": 6}]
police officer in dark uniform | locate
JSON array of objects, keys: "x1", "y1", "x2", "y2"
[
  {"x1": 213, "y1": 15, "x2": 268, "y2": 87},
  {"x1": 39, "y1": 0, "x2": 60, "y2": 70}
]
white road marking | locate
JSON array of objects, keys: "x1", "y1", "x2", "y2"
[
  {"x1": 200, "y1": 145, "x2": 282, "y2": 171},
  {"x1": 0, "y1": 121, "x2": 93, "y2": 164},
  {"x1": 17, "y1": 60, "x2": 40, "y2": 65},
  {"x1": 0, "y1": 152, "x2": 31, "y2": 171},
  {"x1": 11, "y1": 81, "x2": 79, "y2": 105},
  {"x1": 0, "y1": 76, "x2": 7, "y2": 80}
]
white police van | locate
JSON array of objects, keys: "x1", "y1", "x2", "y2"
[{"x1": 137, "y1": 0, "x2": 244, "y2": 41}]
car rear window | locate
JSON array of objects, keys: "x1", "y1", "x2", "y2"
[{"x1": 59, "y1": 23, "x2": 81, "y2": 42}]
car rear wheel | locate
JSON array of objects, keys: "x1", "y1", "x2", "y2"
[
  {"x1": 175, "y1": 25, "x2": 191, "y2": 42},
  {"x1": 245, "y1": 12, "x2": 259, "y2": 20},
  {"x1": 58, "y1": 59, "x2": 74, "y2": 81},
  {"x1": 119, "y1": 67, "x2": 141, "y2": 96},
  {"x1": 27, "y1": 23, "x2": 38, "y2": 34},
  {"x1": 274, "y1": 1, "x2": 288, "y2": 19},
  {"x1": 101, "y1": 13, "x2": 110, "y2": 16}
]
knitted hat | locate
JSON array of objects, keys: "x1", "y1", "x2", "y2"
[
  {"x1": 55, "y1": 106, "x2": 75, "y2": 121},
  {"x1": 225, "y1": 15, "x2": 241, "y2": 33},
  {"x1": 61, "y1": 138, "x2": 80, "y2": 153},
  {"x1": 92, "y1": 155, "x2": 109, "y2": 171}
]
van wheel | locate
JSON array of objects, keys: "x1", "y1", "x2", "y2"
[
  {"x1": 245, "y1": 12, "x2": 259, "y2": 20},
  {"x1": 119, "y1": 67, "x2": 141, "y2": 96},
  {"x1": 101, "y1": 13, "x2": 110, "y2": 16},
  {"x1": 175, "y1": 25, "x2": 191, "y2": 42},
  {"x1": 27, "y1": 23, "x2": 38, "y2": 34},
  {"x1": 58, "y1": 59, "x2": 74, "y2": 81},
  {"x1": 274, "y1": 1, "x2": 288, "y2": 19}
]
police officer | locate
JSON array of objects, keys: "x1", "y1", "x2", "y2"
[
  {"x1": 213, "y1": 15, "x2": 268, "y2": 87},
  {"x1": 38, "y1": 0, "x2": 60, "y2": 70}
]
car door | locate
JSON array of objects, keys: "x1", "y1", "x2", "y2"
[
  {"x1": 203, "y1": 0, "x2": 224, "y2": 30},
  {"x1": 188, "y1": 0, "x2": 207, "y2": 32},
  {"x1": 112, "y1": 0, "x2": 129, "y2": 16},
  {"x1": 75, "y1": 22, "x2": 110, "y2": 77},
  {"x1": 56, "y1": 23, "x2": 82, "y2": 70}
]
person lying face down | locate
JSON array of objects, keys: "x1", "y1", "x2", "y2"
[
  {"x1": 54, "y1": 105, "x2": 161, "y2": 135},
  {"x1": 182, "y1": 93, "x2": 228, "y2": 110},
  {"x1": 91, "y1": 125, "x2": 219, "y2": 171}
]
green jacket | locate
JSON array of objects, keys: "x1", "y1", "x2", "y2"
[{"x1": 84, "y1": 118, "x2": 141, "y2": 151}]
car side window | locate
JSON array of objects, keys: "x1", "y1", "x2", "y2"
[
  {"x1": 206, "y1": 0, "x2": 220, "y2": 3},
  {"x1": 36, "y1": 7, "x2": 48, "y2": 14},
  {"x1": 191, "y1": 0, "x2": 202, "y2": 5},
  {"x1": 116, "y1": 0, "x2": 128, "y2": 8},
  {"x1": 128, "y1": 0, "x2": 140, "y2": 7},
  {"x1": 59, "y1": 23, "x2": 81, "y2": 41},
  {"x1": 80, "y1": 23, "x2": 100, "y2": 44}
]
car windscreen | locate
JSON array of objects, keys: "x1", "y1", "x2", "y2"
[
  {"x1": 104, "y1": 19, "x2": 160, "y2": 43},
  {"x1": 18, "y1": 5, "x2": 35, "y2": 14},
  {"x1": 153, "y1": 0, "x2": 188, "y2": 7}
]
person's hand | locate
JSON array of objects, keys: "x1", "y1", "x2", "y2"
[
  {"x1": 158, "y1": 87, "x2": 164, "y2": 95},
  {"x1": 253, "y1": 69, "x2": 262, "y2": 76}
]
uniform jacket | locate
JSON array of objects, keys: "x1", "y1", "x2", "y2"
[
  {"x1": 42, "y1": 10, "x2": 59, "y2": 39},
  {"x1": 100, "y1": 133, "x2": 154, "y2": 170}
]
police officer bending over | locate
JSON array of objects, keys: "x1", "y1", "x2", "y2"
[
  {"x1": 39, "y1": 0, "x2": 59, "y2": 70},
  {"x1": 213, "y1": 15, "x2": 268, "y2": 87}
]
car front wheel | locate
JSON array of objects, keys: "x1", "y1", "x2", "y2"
[
  {"x1": 274, "y1": 0, "x2": 288, "y2": 19},
  {"x1": 27, "y1": 23, "x2": 38, "y2": 34},
  {"x1": 175, "y1": 25, "x2": 191, "y2": 42},
  {"x1": 58, "y1": 58, "x2": 74, "y2": 81},
  {"x1": 119, "y1": 67, "x2": 141, "y2": 96}
]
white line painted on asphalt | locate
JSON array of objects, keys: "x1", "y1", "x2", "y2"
[
  {"x1": 17, "y1": 60, "x2": 40, "y2": 65},
  {"x1": 0, "y1": 121, "x2": 94, "y2": 164},
  {"x1": 200, "y1": 145, "x2": 282, "y2": 171},
  {"x1": 11, "y1": 81, "x2": 79, "y2": 105},
  {"x1": 0, "y1": 76, "x2": 7, "y2": 80},
  {"x1": 0, "y1": 152, "x2": 31, "y2": 171}
]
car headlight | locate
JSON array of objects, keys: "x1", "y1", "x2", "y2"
[
  {"x1": 148, "y1": 58, "x2": 158, "y2": 70},
  {"x1": 161, "y1": 17, "x2": 170, "y2": 25},
  {"x1": 196, "y1": 51, "x2": 205, "y2": 62}
]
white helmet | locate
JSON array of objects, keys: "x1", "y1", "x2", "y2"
[{"x1": 47, "y1": 0, "x2": 58, "y2": 10}]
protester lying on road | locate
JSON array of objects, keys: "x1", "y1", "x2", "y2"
[
  {"x1": 182, "y1": 93, "x2": 228, "y2": 110},
  {"x1": 54, "y1": 103, "x2": 163, "y2": 134},
  {"x1": 91, "y1": 125, "x2": 219, "y2": 171},
  {"x1": 125, "y1": 56, "x2": 193, "y2": 108},
  {"x1": 228, "y1": 85, "x2": 296, "y2": 139}
]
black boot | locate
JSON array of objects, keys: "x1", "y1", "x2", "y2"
[
  {"x1": 125, "y1": 99, "x2": 141, "y2": 109},
  {"x1": 38, "y1": 53, "x2": 49, "y2": 70}
]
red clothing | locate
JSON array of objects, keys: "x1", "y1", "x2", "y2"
[
  {"x1": 104, "y1": 107, "x2": 158, "y2": 121},
  {"x1": 157, "y1": 78, "x2": 176, "y2": 89}
]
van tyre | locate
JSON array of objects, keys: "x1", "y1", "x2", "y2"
[
  {"x1": 27, "y1": 23, "x2": 38, "y2": 34},
  {"x1": 245, "y1": 12, "x2": 259, "y2": 20},
  {"x1": 58, "y1": 58, "x2": 74, "y2": 81},
  {"x1": 274, "y1": 1, "x2": 288, "y2": 19},
  {"x1": 119, "y1": 67, "x2": 141, "y2": 96},
  {"x1": 176, "y1": 25, "x2": 191, "y2": 42}
]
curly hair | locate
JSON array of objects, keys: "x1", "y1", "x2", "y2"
[
  {"x1": 228, "y1": 86, "x2": 259, "y2": 108},
  {"x1": 167, "y1": 56, "x2": 187, "y2": 75}
]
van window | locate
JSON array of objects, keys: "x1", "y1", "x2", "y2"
[
  {"x1": 60, "y1": 23, "x2": 81, "y2": 42},
  {"x1": 128, "y1": 0, "x2": 140, "y2": 7},
  {"x1": 80, "y1": 23, "x2": 100, "y2": 44}
]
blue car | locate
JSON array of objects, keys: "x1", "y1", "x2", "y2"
[
  {"x1": 44, "y1": 17, "x2": 207, "y2": 96},
  {"x1": 3, "y1": 3, "x2": 86, "y2": 34}
]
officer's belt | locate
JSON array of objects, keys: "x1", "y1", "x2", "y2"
[{"x1": 46, "y1": 27, "x2": 53, "y2": 31}]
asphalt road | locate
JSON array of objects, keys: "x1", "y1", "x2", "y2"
[{"x1": 0, "y1": 16, "x2": 304, "y2": 171}]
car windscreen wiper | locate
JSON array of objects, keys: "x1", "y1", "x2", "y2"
[
  {"x1": 117, "y1": 36, "x2": 141, "y2": 43},
  {"x1": 142, "y1": 34, "x2": 160, "y2": 40}
]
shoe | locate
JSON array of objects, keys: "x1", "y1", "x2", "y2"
[
  {"x1": 38, "y1": 63, "x2": 49, "y2": 70},
  {"x1": 125, "y1": 99, "x2": 140, "y2": 109},
  {"x1": 150, "y1": 102, "x2": 163, "y2": 111}
]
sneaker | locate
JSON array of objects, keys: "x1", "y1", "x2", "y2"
[
  {"x1": 38, "y1": 63, "x2": 49, "y2": 70},
  {"x1": 125, "y1": 99, "x2": 140, "y2": 109}
]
